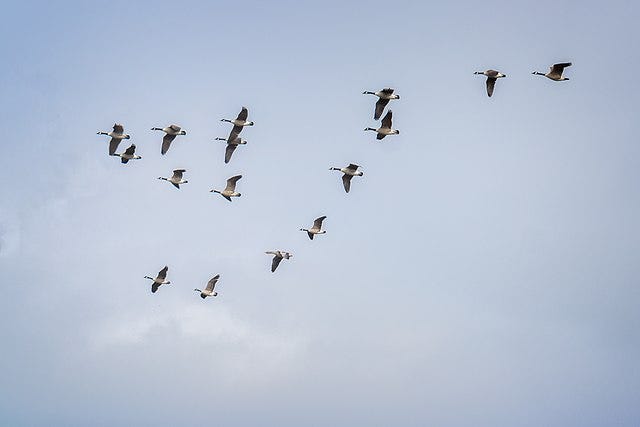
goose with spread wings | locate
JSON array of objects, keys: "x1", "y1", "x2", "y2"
[
  {"x1": 532, "y1": 62, "x2": 572, "y2": 81},
  {"x1": 144, "y1": 266, "x2": 170, "y2": 293},
  {"x1": 363, "y1": 88, "x2": 400, "y2": 120},
  {"x1": 112, "y1": 144, "x2": 142, "y2": 164},
  {"x1": 300, "y1": 216, "x2": 327, "y2": 240},
  {"x1": 97, "y1": 123, "x2": 130, "y2": 155},
  {"x1": 330, "y1": 163, "x2": 363, "y2": 193},
  {"x1": 474, "y1": 69, "x2": 507, "y2": 97},
  {"x1": 151, "y1": 124, "x2": 187, "y2": 155},
  {"x1": 364, "y1": 110, "x2": 399, "y2": 140},
  {"x1": 194, "y1": 275, "x2": 220, "y2": 299},
  {"x1": 265, "y1": 251, "x2": 293, "y2": 272},
  {"x1": 158, "y1": 169, "x2": 188, "y2": 189},
  {"x1": 210, "y1": 175, "x2": 242, "y2": 201},
  {"x1": 221, "y1": 107, "x2": 254, "y2": 140},
  {"x1": 214, "y1": 136, "x2": 248, "y2": 164}
]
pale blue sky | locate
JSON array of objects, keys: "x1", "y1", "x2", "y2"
[{"x1": 1, "y1": 0, "x2": 639, "y2": 426}]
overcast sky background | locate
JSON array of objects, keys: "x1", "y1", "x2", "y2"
[{"x1": 1, "y1": 0, "x2": 639, "y2": 425}]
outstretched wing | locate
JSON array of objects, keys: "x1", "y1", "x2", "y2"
[
  {"x1": 109, "y1": 138, "x2": 121, "y2": 156},
  {"x1": 124, "y1": 144, "x2": 136, "y2": 156},
  {"x1": 236, "y1": 107, "x2": 248, "y2": 122},
  {"x1": 172, "y1": 169, "x2": 185, "y2": 180},
  {"x1": 551, "y1": 62, "x2": 572, "y2": 75},
  {"x1": 157, "y1": 265, "x2": 168, "y2": 280},
  {"x1": 381, "y1": 110, "x2": 393, "y2": 129},
  {"x1": 225, "y1": 144, "x2": 237, "y2": 164},
  {"x1": 486, "y1": 77, "x2": 496, "y2": 97},
  {"x1": 342, "y1": 174, "x2": 353, "y2": 193},
  {"x1": 346, "y1": 163, "x2": 360, "y2": 171},
  {"x1": 313, "y1": 216, "x2": 326, "y2": 230},
  {"x1": 374, "y1": 98, "x2": 390, "y2": 120},
  {"x1": 169, "y1": 124, "x2": 181, "y2": 132},
  {"x1": 225, "y1": 175, "x2": 242, "y2": 191},
  {"x1": 229, "y1": 125, "x2": 243, "y2": 140},
  {"x1": 206, "y1": 275, "x2": 219, "y2": 292},
  {"x1": 380, "y1": 88, "x2": 395, "y2": 95},
  {"x1": 112, "y1": 123, "x2": 124, "y2": 134},
  {"x1": 161, "y1": 134, "x2": 177, "y2": 155},
  {"x1": 271, "y1": 256, "x2": 282, "y2": 272},
  {"x1": 152, "y1": 282, "x2": 160, "y2": 293}
]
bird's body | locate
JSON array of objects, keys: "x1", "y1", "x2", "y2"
[
  {"x1": 158, "y1": 169, "x2": 188, "y2": 189},
  {"x1": 364, "y1": 110, "x2": 399, "y2": 140},
  {"x1": 330, "y1": 163, "x2": 363, "y2": 193},
  {"x1": 221, "y1": 107, "x2": 254, "y2": 140},
  {"x1": 112, "y1": 144, "x2": 142, "y2": 164},
  {"x1": 215, "y1": 136, "x2": 248, "y2": 164},
  {"x1": 210, "y1": 175, "x2": 242, "y2": 201},
  {"x1": 97, "y1": 123, "x2": 130, "y2": 155},
  {"x1": 144, "y1": 266, "x2": 170, "y2": 293},
  {"x1": 532, "y1": 62, "x2": 572, "y2": 81},
  {"x1": 300, "y1": 216, "x2": 327, "y2": 240},
  {"x1": 363, "y1": 88, "x2": 400, "y2": 120},
  {"x1": 474, "y1": 69, "x2": 507, "y2": 97},
  {"x1": 151, "y1": 124, "x2": 187, "y2": 155},
  {"x1": 265, "y1": 251, "x2": 293, "y2": 272},
  {"x1": 194, "y1": 275, "x2": 220, "y2": 299}
]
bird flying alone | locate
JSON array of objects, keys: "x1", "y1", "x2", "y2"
[
  {"x1": 97, "y1": 123, "x2": 130, "y2": 155},
  {"x1": 532, "y1": 62, "x2": 572, "y2": 81},
  {"x1": 474, "y1": 69, "x2": 507, "y2": 97},
  {"x1": 144, "y1": 266, "x2": 170, "y2": 293},
  {"x1": 265, "y1": 251, "x2": 293, "y2": 272},
  {"x1": 364, "y1": 110, "x2": 399, "y2": 140},
  {"x1": 363, "y1": 88, "x2": 400, "y2": 120},
  {"x1": 300, "y1": 216, "x2": 327, "y2": 240},
  {"x1": 210, "y1": 175, "x2": 242, "y2": 201},
  {"x1": 158, "y1": 169, "x2": 188, "y2": 189},
  {"x1": 194, "y1": 275, "x2": 220, "y2": 299},
  {"x1": 215, "y1": 136, "x2": 248, "y2": 164},
  {"x1": 221, "y1": 107, "x2": 254, "y2": 141},
  {"x1": 330, "y1": 163, "x2": 363, "y2": 193},
  {"x1": 151, "y1": 124, "x2": 187, "y2": 155},
  {"x1": 112, "y1": 144, "x2": 141, "y2": 164}
]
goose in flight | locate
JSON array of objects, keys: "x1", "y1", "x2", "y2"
[
  {"x1": 364, "y1": 110, "x2": 399, "y2": 140},
  {"x1": 300, "y1": 216, "x2": 327, "y2": 240},
  {"x1": 330, "y1": 163, "x2": 363, "y2": 193},
  {"x1": 214, "y1": 136, "x2": 248, "y2": 164},
  {"x1": 210, "y1": 175, "x2": 242, "y2": 201},
  {"x1": 532, "y1": 62, "x2": 572, "y2": 81},
  {"x1": 97, "y1": 123, "x2": 130, "y2": 155},
  {"x1": 363, "y1": 88, "x2": 400, "y2": 120},
  {"x1": 221, "y1": 107, "x2": 254, "y2": 140},
  {"x1": 474, "y1": 69, "x2": 507, "y2": 97},
  {"x1": 158, "y1": 169, "x2": 188, "y2": 189},
  {"x1": 194, "y1": 275, "x2": 219, "y2": 299},
  {"x1": 144, "y1": 266, "x2": 170, "y2": 293},
  {"x1": 151, "y1": 124, "x2": 187, "y2": 155},
  {"x1": 112, "y1": 144, "x2": 142, "y2": 164},
  {"x1": 265, "y1": 251, "x2": 293, "y2": 272}
]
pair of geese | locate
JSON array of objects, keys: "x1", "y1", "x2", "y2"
[
  {"x1": 96, "y1": 107, "x2": 254, "y2": 163},
  {"x1": 157, "y1": 170, "x2": 243, "y2": 201},
  {"x1": 474, "y1": 62, "x2": 572, "y2": 97},
  {"x1": 144, "y1": 251, "x2": 294, "y2": 296}
]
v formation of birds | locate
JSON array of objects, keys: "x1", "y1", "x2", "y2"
[{"x1": 98, "y1": 62, "x2": 572, "y2": 298}]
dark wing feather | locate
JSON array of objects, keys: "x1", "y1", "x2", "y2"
[
  {"x1": 346, "y1": 163, "x2": 359, "y2": 171},
  {"x1": 377, "y1": 133, "x2": 386, "y2": 140},
  {"x1": 109, "y1": 138, "x2": 121, "y2": 156},
  {"x1": 225, "y1": 144, "x2": 237, "y2": 164},
  {"x1": 313, "y1": 216, "x2": 326, "y2": 229},
  {"x1": 381, "y1": 110, "x2": 393, "y2": 129},
  {"x1": 308, "y1": 232, "x2": 314, "y2": 240},
  {"x1": 112, "y1": 124, "x2": 124, "y2": 134},
  {"x1": 124, "y1": 144, "x2": 136, "y2": 156},
  {"x1": 271, "y1": 256, "x2": 282, "y2": 272},
  {"x1": 206, "y1": 275, "x2": 219, "y2": 291},
  {"x1": 486, "y1": 77, "x2": 496, "y2": 97},
  {"x1": 152, "y1": 283, "x2": 160, "y2": 293},
  {"x1": 236, "y1": 107, "x2": 248, "y2": 121},
  {"x1": 342, "y1": 174, "x2": 353, "y2": 193},
  {"x1": 161, "y1": 134, "x2": 177, "y2": 155},
  {"x1": 374, "y1": 98, "x2": 390, "y2": 120},
  {"x1": 157, "y1": 266, "x2": 168, "y2": 280},
  {"x1": 229, "y1": 125, "x2": 243, "y2": 140}
]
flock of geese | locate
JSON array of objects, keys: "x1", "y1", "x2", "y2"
[{"x1": 98, "y1": 61, "x2": 572, "y2": 298}]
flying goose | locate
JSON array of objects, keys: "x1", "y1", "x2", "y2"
[
  {"x1": 300, "y1": 216, "x2": 327, "y2": 240},
  {"x1": 474, "y1": 69, "x2": 507, "y2": 97},
  {"x1": 221, "y1": 107, "x2": 254, "y2": 140},
  {"x1": 151, "y1": 124, "x2": 187, "y2": 155},
  {"x1": 330, "y1": 163, "x2": 363, "y2": 193},
  {"x1": 112, "y1": 144, "x2": 142, "y2": 164},
  {"x1": 363, "y1": 88, "x2": 400, "y2": 120},
  {"x1": 532, "y1": 62, "x2": 572, "y2": 81},
  {"x1": 144, "y1": 266, "x2": 170, "y2": 293},
  {"x1": 194, "y1": 275, "x2": 219, "y2": 299},
  {"x1": 214, "y1": 136, "x2": 248, "y2": 164},
  {"x1": 265, "y1": 251, "x2": 293, "y2": 272},
  {"x1": 97, "y1": 123, "x2": 130, "y2": 155},
  {"x1": 158, "y1": 169, "x2": 188, "y2": 189},
  {"x1": 210, "y1": 175, "x2": 242, "y2": 201},
  {"x1": 364, "y1": 110, "x2": 399, "y2": 140}
]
